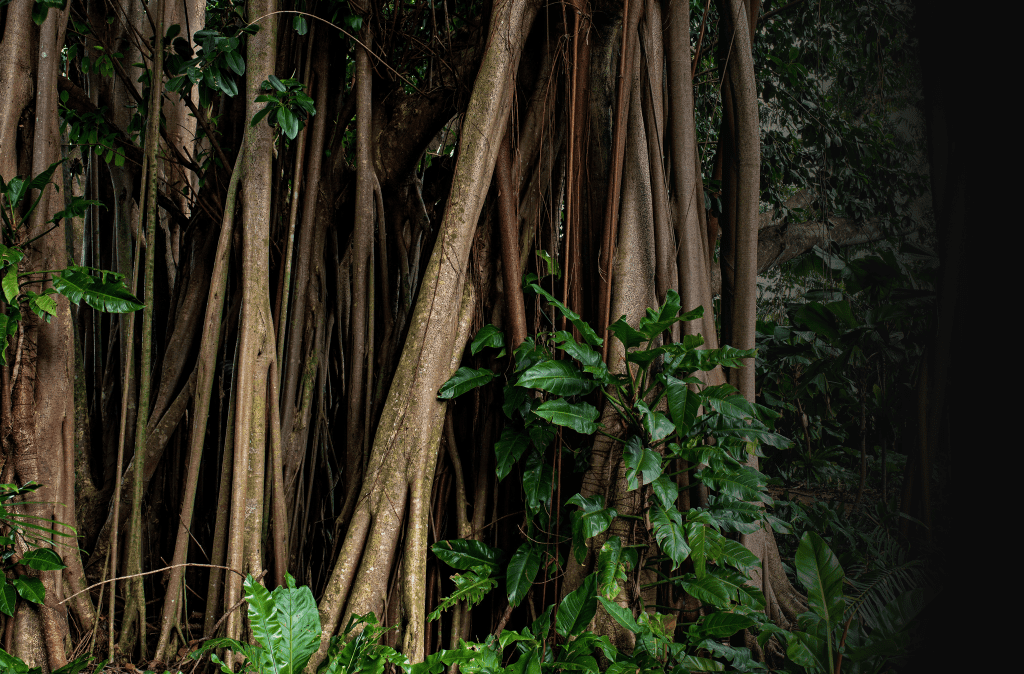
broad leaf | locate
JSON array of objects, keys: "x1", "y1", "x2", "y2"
[
  {"x1": 12, "y1": 575, "x2": 45, "y2": 604},
  {"x1": 597, "y1": 596, "x2": 640, "y2": 633},
  {"x1": 622, "y1": 435, "x2": 662, "y2": 490},
  {"x1": 697, "y1": 466, "x2": 768, "y2": 502},
  {"x1": 20, "y1": 548, "x2": 65, "y2": 571},
  {"x1": 787, "y1": 630, "x2": 830, "y2": 671},
  {"x1": 567, "y1": 494, "x2": 617, "y2": 564},
  {"x1": 679, "y1": 574, "x2": 730, "y2": 608},
  {"x1": 701, "y1": 612, "x2": 756, "y2": 639},
  {"x1": 795, "y1": 531, "x2": 845, "y2": 627},
  {"x1": 596, "y1": 536, "x2": 634, "y2": 600},
  {"x1": 651, "y1": 504, "x2": 689, "y2": 569},
  {"x1": 533, "y1": 399, "x2": 599, "y2": 434},
  {"x1": 551, "y1": 330, "x2": 602, "y2": 370},
  {"x1": 636, "y1": 401, "x2": 674, "y2": 443},
  {"x1": 651, "y1": 474, "x2": 678, "y2": 508},
  {"x1": 555, "y1": 573, "x2": 597, "y2": 637},
  {"x1": 517, "y1": 360, "x2": 596, "y2": 396},
  {"x1": 432, "y1": 539, "x2": 503, "y2": 572},
  {"x1": 438, "y1": 366, "x2": 495, "y2": 399},
  {"x1": 0, "y1": 577, "x2": 15, "y2": 616},
  {"x1": 265, "y1": 577, "x2": 321, "y2": 674},
  {"x1": 506, "y1": 543, "x2": 541, "y2": 607},
  {"x1": 607, "y1": 316, "x2": 646, "y2": 350},
  {"x1": 494, "y1": 426, "x2": 530, "y2": 481},
  {"x1": 54, "y1": 268, "x2": 143, "y2": 313},
  {"x1": 665, "y1": 375, "x2": 701, "y2": 436},
  {"x1": 470, "y1": 324, "x2": 505, "y2": 355},
  {"x1": 2, "y1": 266, "x2": 18, "y2": 303}
]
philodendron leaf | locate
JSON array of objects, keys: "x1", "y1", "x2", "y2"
[
  {"x1": 651, "y1": 505, "x2": 689, "y2": 569},
  {"x1": 651, "y1": 474, "x2": 679, "y2": 509},
  {"x1": 795, "y1": 531, "x2": 846, "y2": 627},
  {"x1": 527, "y1": 282, "x2": 602, "y2": 346},
  {"x1": 19, "y1": 548, "x2": 66, "y2": 571},
  {"x1": 596, "y1": 536, "x2": 634, "y2": 600},
  {"x1": 266, "y1": 576, "x2": 321, "y2": 674},
  {"x1": 2, "y1": 266, "x2": 18, "y2": 303},
  {"x1": 696, "y1": 466, "x2": 768, "y2": 502},
  {"x1": 636, "y1": 401, "x2": 674, "y2": 443},
  {"x1": 506, "y1": 543, "x2": 541, "y2": 607},
  {"x1": 607, "y1": 316, "x2": 646, "y2": 350},
  {"x1": 494, "y1": 426, "x2": 531, "y2": 481},
  {"x1": 533, "y1": 398, "x2": 599, "y2": 434},
  {"x1": 12, "y1": 576, "x2": 45, "y2": 604},
  {"x1": 700, "y1": 612, "x2": 756, "y2": 639},
  {"x1": 622, "y1": 435, "x2": 662, "y2": 490},
  {"x1": 664, "y1": 374, "x2": 701, "y2": 437},
  {"x1": 470, "y1": 324, "x2": 505, "y2": 355},
  {"x1": 597, "y1": 596, "x2": 640, "y2": 633},
  {"x1": 437, "y1": 366, "x2": 496, "y2": 399},
  {"x1": 517, "y1": 360, "x2": 596, "y2": 396},
  {"x1": 566, "y1": 494, "x2": 617, "y2": 564},
  {"x1": 244, "y1": 577, "x2": 283, "y2": 674},
  {"x1": 0, "y1": 577, "x2": 15, "y2": 616},
  {"x1": 54, "y1": 267, "x2": 143, "y2": 313},
  {"x1": 556, "y1": 573, "x2": 597, "y2": 637},
  {"x1": 432, "y1": 539, "x2": 503, "y2": 573},
  {"x1": 787, "y1": 630, "x2": 830, "y2": 671}
]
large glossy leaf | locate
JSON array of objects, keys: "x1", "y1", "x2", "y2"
[
  {"x1": 596, "y1": 596, "x2": 640, "y2": 633},
  {"x1": 697, "y1": 466, "x2": 768, "y2": 502},
  {"x1": 679, "y1": 574, "x2": 730, "y2": 608},
  {"x1": 20, "y1": 548, "x2": 65, "y2": 571},
  {"x1": 567, "y1": 494, "x2": 616, "y2": 564},
  {"x1": 555, "y1": 573, "x2": 597, "y2": 637},
  {"x1": 551, "y1": 330, "x2": 602, "y2": 370},
  {"x1": 651, "y1": 474, "x2": 678, "y2": 508},
  {"x1": 787, "y1": 630, "x2": 830, "y2": 671},
  {"x1": 12, "y1": 575, "x2": 45, "y2": 603},
  {"x1": 607, "y1": 316, "x2": 646, "y2": 349},
  {"x1": 701, "y1": 612, "x2": 756, "y2": 639},
  {"x1": 521, "y1": 450, "x2": 552, "y2": 515},
  {"x1": 506, "y1": 543, "x2": 541, "y2": 607},
  {"x1": 718, "y1": 539, "x2": 761, "y2": 573},
  {"x1": 517, "y1": 360, "x2": 596, "y2": 396},
  {"x1": 665, "y1": 375, "x2": 701, "y2": 436},
  {"x1": 437, "y1": 366, "x2": 496, "y2": 399},
  {"x1": 53, "y1": 268, "x2": 144, "y2": 313},
  {"x1": 596, "y1": 536, "x2": 634, "y2": 600},
  {"x1": 636, "y1": 290, "x2": 686, "y2": 337},
  {"x1": 651, "y1": 505, "x2": 689, "y2": 569},
  {"x1": 636, "y1": 401, "x2": 674, "y2": 442},
  {"x1": 533, "y1": 398, "x2": 599, "y2": 434},
  {"x1": 494, "y1": 426, "x2": 531, "y2": 481},
  {"x1": 2, "y1": 266, "x2": 18, "y2": 303},
  {"x1": 470, "y1": 324, "x2": 505, "y2": 355},
  {"x1": 432, "y1": 539, "x2": 503, "y2": 572},
  {"x1": 795, "y1": 531, "x2": 845, "y2": 627},
  {"x1": 0, "y1": 577, "x2": 15, "y2": 616},
  {"x1": 266, "y1": 578, "x2": 321, "y2": 674},
  {"x1": 622, "y1": 435, "x2": 662, "y2": 490}
]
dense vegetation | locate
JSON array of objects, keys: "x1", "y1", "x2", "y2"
[{"x1": 0, "y1": 0, "x2": 966, "y2": 672}]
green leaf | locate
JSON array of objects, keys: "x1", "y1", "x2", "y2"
[
  {"x1": 223, "y1": 49, "x2": 246, "y2": 76},
  {"x1": 506, "y1": 543, "x2": 541, "y2": 607},
  {"x1": 29, "y1": 293, "x2": 57, "y2": 318},
  {"x1": 277, "y1": 106, "x2": 299, "y2": 139},
  {"x1": 607, "y1": 316, "x2": 646, "y2": 350},
  {"x1": 53, "y1": 267, "x2": 143, "y2": 312},
  {"x1": 665, "y1": 375, "x2": 701, "y2": 436},
  {"x1": 494, "y1": 426, "x2": 530, "y2": 481},
  {"x1": 0, "y1": 577, "x2": 15, "y2": 616},
  {"x1": 636, "y1": 401, "x2": 674, "y2": 443},
  {"x1": 534, "y1": 249, "x2": 561, "y2": 278},
  {"x1": 3, "y1": 266, "x2": 18, "y2": 303},
  {"x1": 437, "y1": 366, "x2": 495, "y2": 399},
  {"x1": 266, "y1": 577, "x2": 321, "y2": 674},
  {"x1": 597, "y1": 596, "x2": 640, "y2": 633},
  {"x1": 651, "y1": 474, "x2": 678, "y2": 508},
  {"x1": 521, "y1": 449, "x2": 552, "y2": 516},
  {"x1": 533, "y1": 398, "x2": 599, "y2": 434},
  {"x1": 517, "y1": 360, "x2": 596, "y2": 396},
  {"x1": 555, "y1": 573, "x2": 597, "y2": 637},
  {"x1": 697, "y1": 466, "x2": 768, "y2": 502},
  {"x1": 636, "y1": 290, "x2": 686, "y2": 338},
  {"x1": 12, "y1": 575, "x2": 45, "y2": 604},
  {"x1": 795, "y1": 531, "x2": 845, "y2": 627},
  {"x1": 622, "y1": 436, "x2": 662, "y2": 490},
  {"x1": 268, "y1": 74, "x2": 287, "y2": 92},
  {"x1": 432, "y1": 539, "x2": 503, "y2": 573},
  {"x1": 566, "y1": 494, "x2": 616, "y2": 564},
  {"x1": 787, "y1": 630, "x2": 830, "y2": 671},
  {"x1": 551, "y1": 330, "x2": 604, "y2": 372},
  {"x1": 19, "y1": 548, "x2": 66, "y2": 571},
  {"x1": 700, "y1": 612, "x2": 756, "y2": 639},
  {"x1": 293, "y1": 15, "x2": 308, "y2": 35},
  {"x1": 718, "y1": 539, "x2": 761, "y2": 574},
  {"x1": 679, "y1": 574, "x2": 730, "y2": 608},
  {"x1": 527, "y1": 283, "x2": 602, "y2": 347},
  {"x1": 470, "y1": 324, "x2": 505, "y2": 355},
  {"x1": 596, "y1": 536, "x2": 634, "y2": 600},
  {"x1": 651, "y1": 505, "x2": 689, "y2": 569},
  {"x1": 428, "y1": 568, "x2": 499, "y2": 621}
]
